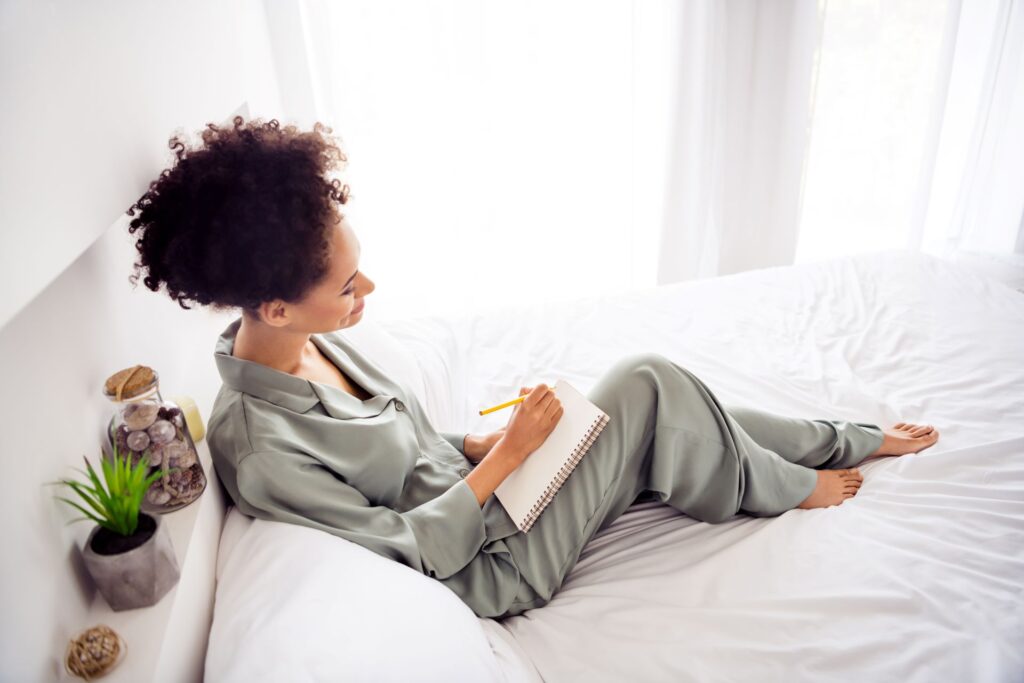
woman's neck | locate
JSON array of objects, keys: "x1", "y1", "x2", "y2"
[{"x1": 232, "y1": 315, "x2": 318, "y2": 376}]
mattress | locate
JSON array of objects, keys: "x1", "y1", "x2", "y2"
[
  {"x1": 383, "y1": 249, "x2": 1024, "y2": 682},
  {"x1": 209, "y1": 249, "x2": 1024, "y2": 682}
]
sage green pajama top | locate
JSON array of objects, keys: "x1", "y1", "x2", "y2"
[
  {"x1": 208, "y1": 318, "x2": 527, "y2": 615},
  {"x1": 207, "y1": 317, "x2": 886, "y2": 620}
]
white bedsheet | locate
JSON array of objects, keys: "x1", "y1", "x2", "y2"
[
  {"x1": 382, "y1": 249, "x2": 1024, "y2": 682},
  {"x1": 208, "y1": 250, "x2": 1024, "y2": 682}
]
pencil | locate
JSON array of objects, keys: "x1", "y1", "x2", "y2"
[{"x1": 478, "y1": 383, "x2": 556, "y2": 416}]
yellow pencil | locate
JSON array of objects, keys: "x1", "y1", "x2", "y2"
[{"x1": 478, "y1": 383, "x2": 557, "y2": 416}]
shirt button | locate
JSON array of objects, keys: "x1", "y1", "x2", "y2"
[
  {"x1": 395, "y1": 400, "x2": 405, "y2": 412},
  {"x1": 457, "y1": 467, "x2": 470, "y2": 478}
]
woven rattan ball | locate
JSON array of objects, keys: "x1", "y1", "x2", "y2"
[{"x1": 64, "y1": 624, "x2": 126, "y2": 680}]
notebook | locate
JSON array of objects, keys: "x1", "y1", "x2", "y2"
[{"x1": 493, "y1": 379, "x2": 611, "y2": 533}]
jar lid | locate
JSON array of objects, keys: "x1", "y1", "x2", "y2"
[{"x1": 103, "y1": 364, "x2": 158, "y2": 401}]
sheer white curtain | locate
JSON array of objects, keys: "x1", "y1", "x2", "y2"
[
  {"x1": 797, "y1": 0, "x2": 1024, "y2": 269},
  {"x1": 279, "y1": 0, "x2": 1022, "y2": 320},
  {"x1": 298, "y1": 0, "x2": 639, "y2": 322},
  {"x1": 293, "y1": 0, "x2": 821, "y2": 318},
  {"x1": 652, "y1": 1, "x2": 822, "y2": 284},
  {"x1": 917, "y1": 0, "x2": 1024, "y2": 263}
]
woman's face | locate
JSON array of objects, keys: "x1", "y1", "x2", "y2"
[{"x1": 292, "y1": 216, "x2": 375, "y2": 333}]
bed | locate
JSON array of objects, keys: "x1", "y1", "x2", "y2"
[{"x1": 203, "y1": 249, "x2": 1024, "y2": 682}]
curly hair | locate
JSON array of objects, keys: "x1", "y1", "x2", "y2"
[{"x1": 127, "y1": 116, "x2": 352, "y2": 316}]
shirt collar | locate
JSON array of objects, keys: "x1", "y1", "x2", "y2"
[{"x1": 213, "y1": 317, "x2": 394, "y2": 418}]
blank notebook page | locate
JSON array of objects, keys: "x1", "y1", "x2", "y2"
[{"x1": 494, "y1": 379, "x2": 610, "y2": 532}]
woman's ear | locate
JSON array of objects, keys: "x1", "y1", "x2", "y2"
[{"x1": 258, "y1": 299, "x2": 292, "y2": 327}]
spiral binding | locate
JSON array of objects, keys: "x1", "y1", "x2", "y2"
[{"x1": 519, "y1": 412, "x2": 610, "y2": 533}]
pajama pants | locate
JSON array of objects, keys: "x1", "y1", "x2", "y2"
[{"x1": 491, "y1": 352, "x2": 885, "y2": 618}]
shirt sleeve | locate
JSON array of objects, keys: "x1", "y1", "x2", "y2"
[
  {"x1": 234, "y1": 451, "x2": 487, "y2": 580},
  {"x1": 439, "y1": 431, "x2": 468, "y2": 455}
]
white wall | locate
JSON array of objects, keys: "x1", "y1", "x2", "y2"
[
  {"x1": 0, "y1": 0, "x2": 311, "y2": 330},
  {"x1": 0, "y1": 1, "x2": 288, "y2": 679}
]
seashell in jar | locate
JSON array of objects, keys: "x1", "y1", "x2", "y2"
[
  {"x1": 175, "y1": 446, "x2": 197, "y2": 469},
  {"x1": 123, "y1": 402, "x2": 160, "y2": 430},
  {"x1": 162, "y1": 405, "x2": 185, "y2": 427},
  {"x1": 146, "y1": 486, "x2": 171, "y2": 506},
  {"x1": 146, "y1": 445, "x2": 163, "y2": 467},
  {"x1": 112, "y1": 424, "x2": 131, "y2": 456},
  {"x1": 161, "y1": 440, "x2": 188, "y2": 466},
  {"x1": 188, "y1": 469, "x2": 207, "y2": 492},
  {"x1": 181, "y1": 469, "x2": 199, "y2": 491},
  {"x1": 126, "y1": 430, "x2": 151, "y2": 452},
  {"x1": 147, "y1": 419, "x2": 176, "y2": 445},
  {"x1": 169, "y1": 469, "x2": 191, "y2": 493}
]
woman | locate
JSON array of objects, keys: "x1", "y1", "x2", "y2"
[{"x1": 127, "y1": 116, "x2": 940, "y2": 619}]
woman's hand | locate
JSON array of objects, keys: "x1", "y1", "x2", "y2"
[{"x1": 494, "y1": 384, "x2": 563, "y2": 464}]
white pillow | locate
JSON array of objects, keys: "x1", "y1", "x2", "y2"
[
  {"x1": 206, "y1": 320, "x2": 500, "y2": 681},
  {"x1": 335, "y1": 316, "x2": 462, "y2": 433},
  {"x1": 331, "y1": 319, "x2": 433, "y2": 416},
  {"x1": 206, "y1": 508, "x2": 507, "y2": 682}
]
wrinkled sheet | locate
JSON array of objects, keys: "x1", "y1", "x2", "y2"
[{"x1": 382, "y1": 250, "x2": 1024, "y2": 682}]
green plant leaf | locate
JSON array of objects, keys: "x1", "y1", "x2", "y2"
[
  {"x1": 121, "y1": 449, "x2": 133, "y2": 489},
  {"x1": 127, "y1": 504, "x2": 139, "y2": 534},
  {"x1": 78, "y1": 462, "x2": 114, "y2": 515},
  {"x1": 66, "y1": 466, "x2": 100, "y2": 493},
  {"x1": 60, "y1": 476, "x2": 99, "y2": 500},
  {"x1": 96, "y1": 518, "x2": 122, "y2": 535},
  {"x1": 52, "y1": 441, "x2": 177, "y2": 538},
  {"x1": 132, "y1": 458, "x2": 152, "y2": 490},
  {"x1": 61, "y1": 480, "x2": 111, "y2": 524},
  {"x1": 106, "y1": 452, "x2": 122, "y2": 496},
  {"x1": 56, "y1": 474, "x2": 94, "y2": 494},
  {"x1": 128, "y1": 459, "x2": 144, "y2": 489},
  {"x1": 113, "y1": 454, "x2": 127, "y2": 497},
  {"x1": 84, "y1": 457, "x2": 113, "y2": 509},
  {"x1": 57, "y1": 451, "x2": 139, "y2": 536},
  {"x1": 57, "y1": 498, "x2": 106, "y2": 528},
  {"x1": 98, "y1": 452, "x2": 113, "y2": 486}
]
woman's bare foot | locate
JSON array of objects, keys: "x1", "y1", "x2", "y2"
[
  {"x1": 797, "y1": 469, "x2": 863, "y2": 510},
  {"x1": 868, "y1": 423, "x2": 940, "y2": 457}
]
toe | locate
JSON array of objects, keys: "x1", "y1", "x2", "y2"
[{"x1": 895, "y1": 422, "x2": 907, "y2": 429}]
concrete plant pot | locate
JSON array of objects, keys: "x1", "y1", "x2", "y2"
[{"x1": 82, "y1": 512, "x2": 180, "y2": 611}]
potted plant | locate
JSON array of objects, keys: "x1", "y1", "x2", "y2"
[{"x1": 53, "y1": 443, "x2": 181, "y2": 611}]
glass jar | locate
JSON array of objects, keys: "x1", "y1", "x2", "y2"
[{"x1": 102, "y1": 364, "x2": 207, "y2": 513}]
